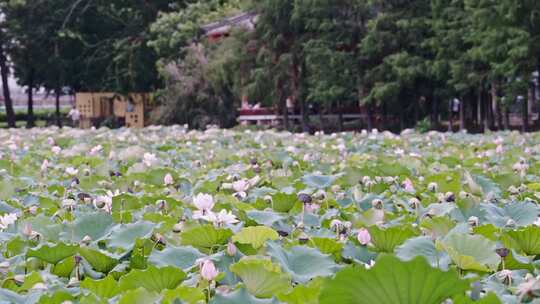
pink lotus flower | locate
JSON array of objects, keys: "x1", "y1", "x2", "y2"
[
  {"x1": 51, "y1": 146, "x2": 62, "y2": 155},
  {"x1": 200, "y1": 259, "x2": 219, "y2": 281},
  {"x1": 40, "y1": 159, "x2": 49, "y2": 173},
  {"x1": 163, "y1": 173, "x2": 174, "y2": 186},
  {"x1": 227, "y1": 242, "x2": 237, "y2": 256},
  {"x1": 357, "y1": 228, "x2": 371, "y2": 246},
  {"x1": 193, "y1": 193, "x2": 214, "y2": 211}
]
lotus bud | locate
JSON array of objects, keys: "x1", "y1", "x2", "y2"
[
  {"x1": 508, "y1": 186, "x2": 519, "y2": 195},
  {"x1": 13, "y1": 274, "x2": 24, "y2": 284},
  {"x1": 331, "y1": 185, "x2": 341, "y2": 193},
  {"x1": 427, "y1": 182, "x2": 438, "y2": 193},
  {"x1": 330, "y1": 219, "x2": 343, "y2": 232},
  {"x1": 156, "y1": 200, "x2": 167, "y2": 211},
  {"x1": 357, "y1": 228, "x2": 371, "y2": 245},
  {"x1": 298, "y1": 232, "x2": 309, "y2": 244},
  {"x1": 200, "y1": 260, "x2": 219, "y2": 281},
  {"x1": 81, "y1": 235, "x2": 92, "y2": 245},
  {"x1": 297, "y1": 193, "x2": 312, "y2": 204},
  {"x1": 163, "y1": 173, "x2": 174, "y2": 186},
  {"x1": 0, "y1": 261, "x2": 9, "y2": 275},
  {"x1": 496, "y1": 247, "x2": 510, "y2": 258},
  {"x1": 467, "y1": 216, "x2": 479, "y2": 227},
  {"x1": 152, "y1": 233, "x2": 166, "y2": 245},
  {"x1": 445, "y1": 192, "x2": 455, "y2": 202},
  {"x1": 173, "y1": 221, "x2": 184, "y2": 233},
  {"x1": 313, "y1": 189, "x2": 326, "y2": 200},
  {"x1": 505, "y1": 219, "x2": 516, "y2": 228},
  {"x1": 226, "y1": 242, "x2": 237, "y2": 256},
  {"x1": 409, "y1": 197, "x2": 420, "y2": 209},
  {"x1": 371, "y1": 199, "x2": 383, "y2": 210},
  {"x1": 67, "y1": 277, "x2": 79, "y2": 287},
  {"x1": 28, "y1": 205, "x2": 38, "y2": 215}
]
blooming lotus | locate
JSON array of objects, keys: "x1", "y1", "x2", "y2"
[
  {"x1": 89, "y1": 145, "x2": 103, "y2": 155},
  {"x1": 143, "y1": 152, "x2": 158, "y2": 167},
  {"x1": 203, "y1": 209, "x2": 239, "y2": 227},
  {"x1": 93, "y1": 190, "x2": 120, "y2": 213},
  {"x1": 65, "y1": 167, "x2": 79, "y2": 176},
  {"x1": 51, "y1": 146, "x2": 62, "y2": 154},
  {"x1": 0, "y1": 213, "x2": 17, "y2": 230},
  {"x1": 357, "y1": 228, "x2": 371, "y2": 245},
  {"x1": 193, "y1": 193, "x2": 214, "y2": 211}
]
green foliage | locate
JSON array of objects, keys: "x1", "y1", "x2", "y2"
[{"x1": 319, "y1": 255, "x2": 469, "y2": 304}]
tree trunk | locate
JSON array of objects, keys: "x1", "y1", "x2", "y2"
[
  {"x1": 26, "y1": 69, "x2": 35, "y2": 128},
  {"x1": 448, "y1": 100, "x2": 453, "y2": 132},
  {"x1": 459, "y1": 98, "x2": 465, "y2": 131},
  {"x1": 503, "y1": 106, "x2": 509, "y2": 130},
  {"x1": 367, "y1": 103, "x2": 373, "y2": 131},
  {"x1": 337, "y1": 100, "x2": 343, "y2": 132},
  {"x1": 476, "y1": 89, "x2": 482, "y2": 131},
  {"x1": 431, "y1": 95, "x2": 439, "y2": 130},
  {"x1": 529, "y1": 83, "x2": 536, "y2": 129},
  {"x1": 0, "y1": 47, "x2": 15, "y2": 128},
  {"x1": 522, "y1": 93, "x2": 529, "y2": 133},
  {"x1": 55, "y1": 89, "x2": 62, "y2": 128},
  {"x1": 291, "y1": 55, "x2": 308, "y2": 133},
  {"x1": 491, "y1": 83, "x2": 499, "y2": 130},
  {"x1": 482, "y1": 89, "x2": 489, "y2": 132}
]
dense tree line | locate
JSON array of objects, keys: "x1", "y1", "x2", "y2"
[
  {"x1": 150, "y1": 0, "x2": 540, "y2": 132},
  {"x1": 2, "y1": 0, "x2": 540, "y2": 132}
]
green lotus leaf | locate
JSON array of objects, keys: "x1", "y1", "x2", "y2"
[
  {"x1": 247, "y1": 210, "x2": 285, "y2": 226},
  {"x1": 118, "y1": 287, "x2": 160, "y2": 304},
  {"x1": 277, "y1": 278, "x2": 322, "y2": 304},
  {"x1": 232, "y1": 226, "x2": 279, "y2": 249},
  {"x1": 309, "y1": 237, "x2": 343, "y2": 257},
  {"x1": 51, "y1": 256, "x2": 76, "y2": 278},
  {"x1": 319, "y1": 255, "x2": 469, "y2": 304},
  {"x1": 501, "y1": 225, "x2": 540, "y2": 255},
  {"x1": 266, "y1": 241, "x2": 338, "y2": 283},
  {"x1": 396, "y1": 236, "x2": 448, "y2": 268},
  {"x1": 80, "y1": 275, "x2": 120, "y2": 299},
  {"x1": 79, "y1": 247, "x2": 119, "y2": 273},
  {"x1": 230, "y1": 257, "x2": 292, "y2": 298},
  {"x1": 36, "y1": 291, "x2": 75, "y2": 304},
  {"x1": 106, "y1": 221, "x2": 155, "y2": 250},
  {"x1": 452, "y1": 292, "x2": 502, "y2": 304},
  {"x1": 368, "y1": 225, "x2": 418, "y2": 253},
  {"x1": 161, "y1": 286, "x2": 206, "y2": 304},
  {"x1": 484, "y1": 202, "x2": 538, "y2": 227},
  {"x1": 180, "y1": 224, "x2": 233, "y2": 251},
  {"x1": 271, "y1": 192, "x2": 297, "y2": 213},
  {"x1": 439, "y1": 233, "x2": 500, "y2": 272},
  {"x1": 64, "y1": 211, "x2": 114, "y2": 242},
  {"x1": 210, "y1": 288, "x2": 280, "y2": 304},
  {"x1": 147, "y1": 245, "x2": 204, "y2": 270},
  {"x1": 26, "y1": 242, "x2": 78, "y2": 264},
  {"x1": 118, "y1": 265, "x2": 186, "y2": 292},
  {"x1": 302, "y1": 174, "x2": 337, "y2": 189}
]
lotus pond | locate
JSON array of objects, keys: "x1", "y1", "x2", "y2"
[{"x1": 1, "y1": 126, "x2": 540, "y2": 303}]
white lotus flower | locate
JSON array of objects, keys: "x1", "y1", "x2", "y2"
[
  {"x1": 232, "y1": 180, "x2": 249, "y2": 192},
  {"x1": 93, "y1": 190, "x2": 120, "y2": 213},
  {"x1": 65, "y1": 167, "x2": 78, "y2": 176},
  {"x1": 89, "y1": 145, "x2": 103, "y2": 155},
  {"x1": 51, "y1": 146, "x2": 62, "y2": 154},
  {"x1": 193, "y1": 193, "x2": 214, "y2": 211},
  {"x1": 204, "y1": 209, "x2": 239, "y2": 227},
  {"x1": 0, "y1": 213, "x2": 17, "y2": 230},
  {"x1": 143, "y1": 153, "x2": 158, "y2": 167},
  {"x1": 164, "y1": 173, "x2": 174, "y2": 186}
]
